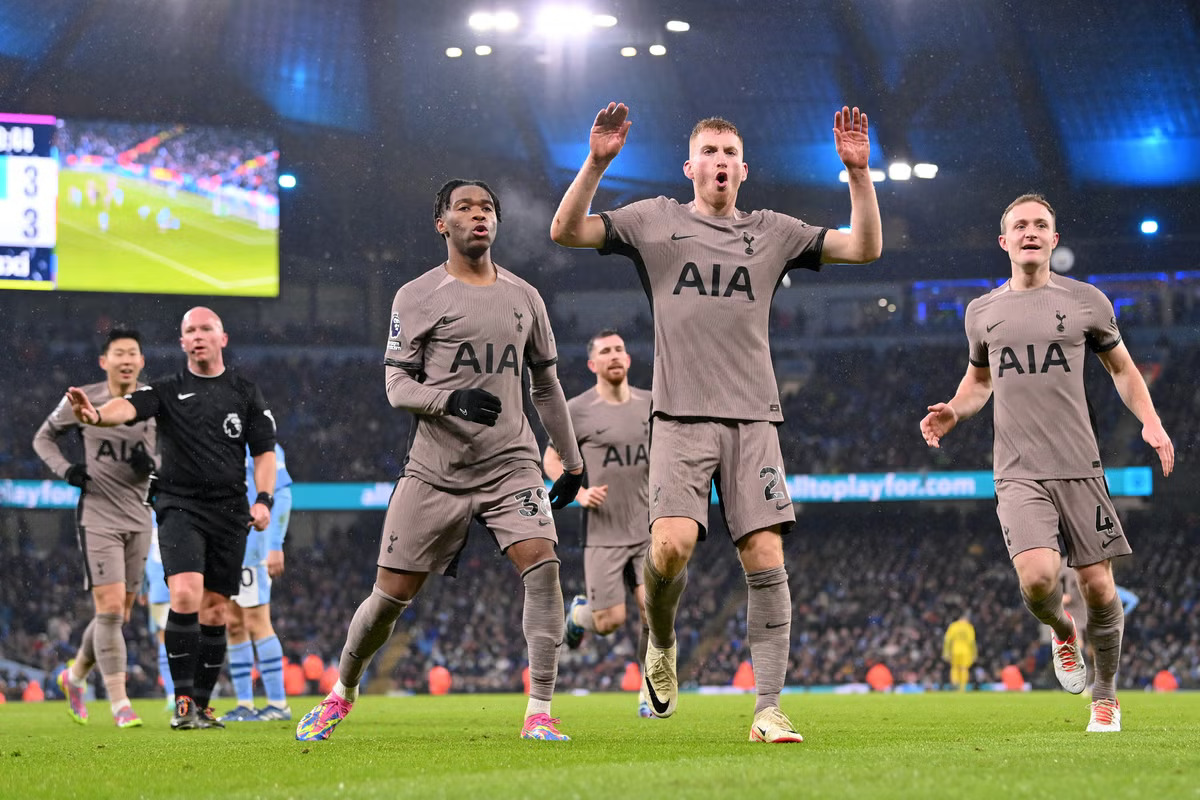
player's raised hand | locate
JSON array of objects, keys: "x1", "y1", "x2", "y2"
[
  {"x1": 833, "y1": 106, "x2": 870, "y2": 170},
  {"x1": 1142, "y1": 419, "x2": 1174, "y2": 477},
  {"x1": 66, "y1": 387, "x2": 99, "y2": 425},
  {"x1": 590, "y1": 102, "x2": 632, "y2": 164},
  {"x1": 920, "y1": 402, "x2": 959, "y2": 448}
]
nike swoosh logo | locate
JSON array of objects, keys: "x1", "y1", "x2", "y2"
[
  {"x1": 167, "y1": 653, "x2": 186, "y2": 660},
  {"x1": 177, "y1": 393, "x2": 196, "y2": 400},
  {"x1": 766, "y1": 621, "x2": 788, "y2": 629},
  {"x1": 756, "y1": 725, "x2": 769, "y2": 738},
  {"x1": 1097, "y1": 645, "x2": 1119, "y2": 652},
  {"x1": 538, "y1": 519, "x2": 552, "y2": 526},
  {"x1": 986, "y1": 321, "x2": 1004, "y2": 333},
  {"x1": 775, "y1": 501, "x2": 791, "y2": 511},
  {"x1": 645, "y1": 677, "x2": 670, "y2": 715},
  {"x1": 440, "y1": 315, "x2": 464, "y2": 325},
  {"x1": 1101, "y1": 536, "x2": 1121, "y2": 549},
  {"x1": 670, "y1": 233, "x2": 697, "y2": 240},
  {"x1": 595, "y1": 428, "x2": 609, "y2": 436}
]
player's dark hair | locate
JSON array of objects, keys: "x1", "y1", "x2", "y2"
[
  {"x1": 690, "y1": 117, "x2": 743, "y2": 149},
  {"x1": 587, "y1": 328, "x2": 623, "y2": 357},
  {"x1": 434, "y1": 179, "x2": 502, "y2": 237},
  {"x1": 101, "y1": 327, "x2": 142, "y2": 355},
  {"x1": 1000, "y1": 193, "x2": 1055, "y2": 233}
]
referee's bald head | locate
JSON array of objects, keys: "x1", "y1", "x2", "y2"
[{"x1": 181, "y1": 306, "x2": 224, "y2": 333}]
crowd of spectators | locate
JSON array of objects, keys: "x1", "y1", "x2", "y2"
[
  {"x1": 55, "y1": 121, "x2": 277, "y2": 190},
  {"x1": 4, "y1": 501, "x2": 1194, "y2": 703}
]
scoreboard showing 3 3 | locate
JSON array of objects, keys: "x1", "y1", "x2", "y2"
[{"x1": 0, "y1": 113, "x2": 58, "y2": 287}]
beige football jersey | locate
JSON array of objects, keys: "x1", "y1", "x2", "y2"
[
  {"x1": 384, "y1": 264, "x2": 558, "y2": 490},
  {"x1": 33, "y1": 381, "x2": 155, "y2": 533},
  {"x1": 600, "y1": 196, "x2": 826, "y2": 422},
  {"x1": 965, "y1": 275, "x2": 1121, "y2": 479},
  {"x1": 566, "y1": 386, "x2": 652, "y2": 546}
]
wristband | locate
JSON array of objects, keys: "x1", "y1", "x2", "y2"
[{"x1": 255, "y1": 491, "x2": 274, "y2": 511}]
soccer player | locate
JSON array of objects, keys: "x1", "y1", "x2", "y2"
[
  {"x1": 33, "y1": 328, "x2": 156, "y2": 729},
  {"x1": 543, "y1": 328, "x2": 653, "y2": 717},
  {"x1": 920, "y1": 193, "x2": 1175, "y2": 732},
  {"x1": 295, "y1": 179, "x2": 584, "y2": 743},
  {"x1": 942, "y1": 611, "x2": 977, "y2": 692},
  {"x1": 550, "y1": 103, "x2": 882, "y2": 742},
  {"x1": 220, "y1": 442, "x2": 293, "y2": 722},
  {"x1": 66, "y1": 306, "x2": 278, "y2": 731}
]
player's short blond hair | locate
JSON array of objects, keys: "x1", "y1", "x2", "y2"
[
  {"x1": 1000, "y1": 193, "x2": 1056, "y2": 233},
  {"x1": 690, "y1": 117, "x2": 743, "y2": 150}
]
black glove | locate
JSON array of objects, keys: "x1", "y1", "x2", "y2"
[
  {"x1": 129, "y1": 448, "x2": 156, "y2": 479},
  {"x1": 64, "y1": 463, "x2": 89, "y2": 488},
  {"x1": 548, "y1": 470, "x2": 584, "y2": 509},
  {"x1": 447, "y1": 388, "x2": 502, "y2": 427}
]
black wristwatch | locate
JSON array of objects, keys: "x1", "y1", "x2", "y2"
[{"x1": 255, "y1": 491, "x2": 274, "y2": 511}]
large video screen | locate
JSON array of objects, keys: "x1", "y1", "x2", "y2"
[{"x1": 0, "y1": 112, "x2": 278, "y2": 296}]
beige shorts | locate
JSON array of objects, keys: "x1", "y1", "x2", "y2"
[
  {"x1": 649, "y1": 416, "x2": 794, "y2": 541},
  {"x1": 78, "y1": 526, "x2": 151, "y2": 593},
  {"x1": 995, "y1": 477, "x2": 1130, "y2": 567},
  {"x1": 583, "y1": 541, "x2": 649, "y2": 610},
  {"x1": 378, "y1": 467, "x2": 557, "y2": 576}
]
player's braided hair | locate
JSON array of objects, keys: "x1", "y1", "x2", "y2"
[
  {"x1": 433, "y1": 179, "x2": 502, "y2": 236},
  {"x1": 100, "y1": 327, "x2": 142, "y2": 355}
]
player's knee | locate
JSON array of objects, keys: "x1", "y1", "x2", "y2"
[{"x1": 1019, "y1": 571, "x2": 1058, "y2": 601}]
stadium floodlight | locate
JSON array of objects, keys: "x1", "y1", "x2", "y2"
[
  {"x1": 592, "y1": 14, "x2": 618, "y2": 27},
  {"x1": 475, "y1": 44, "x2": 493, "y2": 55},
  {"x1": 869, "y1": 169, "x2": 886, "y2": 182},
  {"x1": 649, "y1": 44, "x2": 666, "y2": 55},
  {"x1": 536, "y1": 6, "x2": 595, "y2": 36},
  {"x1": 666, "y1": 20, "x2": 690, "y2": 32},
  {"x1": 1140, "y1": 219, "x2": 1159, "y2": 234},
  {"x1": 888, "y1": 162, "x2": 912, "y2": 181},
  {"x1": 620, "y1": 46, "x2": 637, "y2": 57},
  {"x1": 446, "y1": 47, "x2": 464, "y2": 58},
  {"x1": 494, "y1": 11, "x2": 520, "y2": 31},
  {"x1": 913, "y1": 162, "x2": 938, "y2": 179},
  {"x1": 468, "y1": 12, "x2": 494, "y2": 30},
  {"x1": 278, "y1": 174, "x2": 296, "y2": 189}
]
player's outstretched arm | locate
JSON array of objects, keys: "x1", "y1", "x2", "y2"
[
  {"x1": 529, "y1": 363, "x2": 584, "y2": 507},
  {"x1": 821, "y1": 106, "x2": 882, "y2": 265},
  {"x1": 921, "y1": 365, "x2": 992, "y2": 448},
  {"x1": 550, "y1": 102, "x2": 632, "y2": 249},
  {"x1": 1097, "y1": 342, "x2": 1174, "y2": 477},
  {"x1": 66, "y1": 387, "x2": 137, "y2": 427}
]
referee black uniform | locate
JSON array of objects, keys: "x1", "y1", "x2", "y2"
[{"x1": 127, "y1": 366, "x2": 276, "y2": 726}]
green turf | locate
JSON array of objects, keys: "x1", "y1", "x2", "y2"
[
  {"x1": 1, "y1": 692, "x2": 1195, "y2": 799},
  {"x1": 54, "y1": 169, "x2": 278, "y2": 296}
]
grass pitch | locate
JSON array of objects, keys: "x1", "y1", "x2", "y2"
[
  {"x1": 2, "y1": 692, "x2": 1196, "y2": 799},
  {"x1": 54, "y1": 169, "x2": 278, "y2": 296}
]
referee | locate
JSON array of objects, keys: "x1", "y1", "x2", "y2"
[{"x1": 67, "y1": 306, "x2": 277, "y2": 730}]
